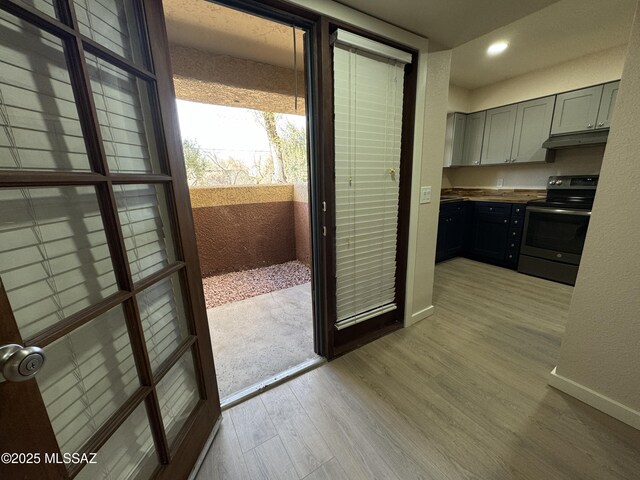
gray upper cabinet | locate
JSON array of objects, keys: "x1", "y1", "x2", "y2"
[
  {"x1": 481, "y1": 105, "x2": 517, "y2": 165},
  {"x1": 444, "y1": 113, "x2": 467, "y2": 167},
  {"x1": 595, "y1": 81, "x2": 620, "y2": 129},
  {"x1": 510, "y1": 96, "x2": 555, "y2": 163},
  {"x1": 462, "y1": 111, "x2": 486, "y2": 165},
  {"x1": 550, "y1": 85, "x2": 603, "y2": 135}
]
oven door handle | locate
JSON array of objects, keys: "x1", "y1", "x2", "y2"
[{"x1": 526, "y1": 206, "x2": 591, "y2": 216}]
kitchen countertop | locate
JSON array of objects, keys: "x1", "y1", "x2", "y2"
[{"x1": 440, "y1": 188, "x2": 545, "y2": 205}]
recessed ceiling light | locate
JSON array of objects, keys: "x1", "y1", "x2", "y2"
[{"x1": 487, "y1": 41, "x2": 509, "y2": 56}]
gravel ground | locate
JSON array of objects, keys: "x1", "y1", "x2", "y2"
[{"x1": 202, "y1": 261, "x2": 312, "y2": 308}]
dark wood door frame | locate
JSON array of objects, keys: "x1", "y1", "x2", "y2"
[
  {"x1": 205, "y1": 1, "x2": 419, "y2": 360},
  {"x1": 317, "y1": 20, "x2": 419, "y2": 358}
]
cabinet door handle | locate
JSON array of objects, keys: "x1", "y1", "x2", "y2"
[
  {"x1": 588, "y1": 124, "x2": 593, "y2": 128},
  {"x1": 505, "y1": 159, "x2": 509, "y2": 163},
  {"x1": 598, "y1": 122, "x2": 604, "y2": 127},
  {"x1": 503, "y1": 219, "x2": 508, "y2": 223}
]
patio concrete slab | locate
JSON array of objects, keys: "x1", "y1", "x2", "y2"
[{"x1": 206, "y1": 282, "x2": 318, "y2": 399}]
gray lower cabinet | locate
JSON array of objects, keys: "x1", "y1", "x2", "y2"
[
  {"x1": 596, "y1": 81, "x2": 620, "y2": 129},
  {"x1": 550, "y1": 85, "x2": 603, "y2": 135},
  {"x1": 480, "y1": 105, "x2": 517, "y2": 165},
  {"x1": 462, "y1": 111, "x2": 486, "y2": 165},
  {"x1": 444, "y1": 113, "x2": 466, "y2": 166},
  {"x1": 510, "y1": 96, "x2": 555, "y2": 163}
]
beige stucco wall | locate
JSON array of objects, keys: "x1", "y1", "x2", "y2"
[
  {"x1": 170, "y1": 44, "x2": 306, "y2": 114},
  {"x1": 554, "y1": 2, "x2": 639, "y2": 414},
  {"x1": 189, "y1": 184, "x2": 312, "y2": 274},
  {"x1": 447, "y1": 83, "x2": 471, "y2": 113},
  {"x1": 189, "y1": 184, "x2": 293, "y2": 208},
  {"x1": 410, "y1": 50, "x2": 452, "y2": 319}
]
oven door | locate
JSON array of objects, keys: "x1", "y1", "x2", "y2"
[{"x1": 521, "y1": 206, "x2": 591, "y2": 265}]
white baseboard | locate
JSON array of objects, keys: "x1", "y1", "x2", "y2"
[
  {"x1": 549, "y1": 367, "x2": 640, "y2": 430},
  {"x1": 405, "y1": 305, "x2": 434, "y2": 327}
]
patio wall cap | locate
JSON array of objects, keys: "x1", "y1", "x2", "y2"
[{"x1": 189, "y1": 183, "x2": 297, "y2": 208}]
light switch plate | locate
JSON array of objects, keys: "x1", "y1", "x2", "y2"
[
  {"x1": 420, "y1": 186, "x2": 431, "y2": 204},
  {"x1": 497, "y1": 178, "x2": 504, "y2": 187}
]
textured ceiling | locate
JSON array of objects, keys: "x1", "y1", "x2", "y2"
[
  {"x1": 450, "y1": 0, "x2": 636, "y2": 89},
  {"x1": 162, "y1": 0, "x2": 305, "y2": 70},
  {"x1": 162, "y1": 0, "x2": 635, "y2": 91},
  {"x1": 333, "y1": 0, "x2": 561, "y2": 48}
]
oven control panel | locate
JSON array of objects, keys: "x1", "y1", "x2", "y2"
[{"x1": 548, "y1": 175, "x2": 598, "y2": 189}]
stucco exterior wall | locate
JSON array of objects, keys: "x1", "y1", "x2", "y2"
[
  {"x1": 293, "y1": 183, "x2": 311, "y2": 266},
  {"x1": 170, "y1": 44, "x2": 306, "y2": 114},
  {"x1": 553, "y1": 2, "x2": 639, "y2": 414},
  {"x1": 190, "y1": 185, "x2": 310, "y2": 274}
]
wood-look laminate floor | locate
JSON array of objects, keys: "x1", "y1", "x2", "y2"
[{"x1": 195, "y1": 258, "x2": 640, "y2": 480}]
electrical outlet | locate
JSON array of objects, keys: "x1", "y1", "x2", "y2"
[
  {"x1": 420, "y1": 186, "x2": 431, "y2": 204},
  {"x1": 497, "y1": 178, "x2": 504, "y2": 188}
]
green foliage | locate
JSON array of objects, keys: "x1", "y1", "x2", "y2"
[
  {"x1": 182, "y1": 138, "x2": 213, "y2": 187},
  {"x1": 181, "y1": 110, "x2": 307, "y2": 187},
  {"x1": 278, "y1": 117, "x2": 308, "y2": 183},
  {"x1": 255, "y1": 111, "x2": 308, "y2": 184}
]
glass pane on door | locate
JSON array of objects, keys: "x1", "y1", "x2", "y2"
[
  {"x1": 74, "y1": 0, "x2": 148, "y2": 67},
  {"x1": 22, "y1": 0, "x2": 58, "y2": 18},
  {"x1": 137, "y1": 273, "x2": 189, "y2": 373},
  {"x1": 75, "y1": 403, "x2": 158, "y2": 480},
  {"x1": 156, "y1": 351, "x2": 200, "y2": 447},
  {"x1": 0, "y1": 186, "x2": 118, "y2": 339},
  {"x1": 114, "y1": 184, "x2": 176, "y2": 283},
  {"x1": 86, "y1": 53, "x2": 161, "y2": 174},
  {"x1": 36, "y1": 305, "x2": 139, "y2": 455},
  {"x1": 0, "y1": 10, "x2": 90, "y2": 171}
]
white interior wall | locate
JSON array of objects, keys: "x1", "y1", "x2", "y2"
[
  {"x1": 551, "y1": 1, "x2": 640, "y2": 428},
  {"x1": 447, "y1": 84, "x2": 471, "y2": 113},
  {"x1": 409, "y1": 50, "x2": 451, "y2": 323}
]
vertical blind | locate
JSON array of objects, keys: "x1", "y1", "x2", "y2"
[{"x1": 332, "y1": 30, "x2": 411, "y2": 330}]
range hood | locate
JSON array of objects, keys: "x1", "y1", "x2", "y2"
[{"x1": 542, "y1": 130, "x2": 609, "y2": 150}]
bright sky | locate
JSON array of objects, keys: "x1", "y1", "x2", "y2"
[{"x1": 176, "y1": 99, "x2": 306, "y2": 155}]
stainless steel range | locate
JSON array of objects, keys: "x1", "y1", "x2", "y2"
[{"x1": 518, "y1": 175, "x2": 598, "y2": 285}]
